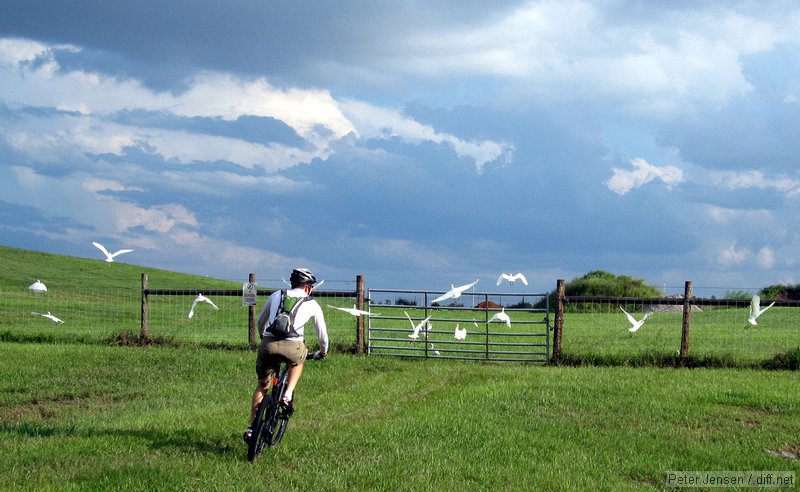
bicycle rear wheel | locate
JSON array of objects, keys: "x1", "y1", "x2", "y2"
[{"x1": 247, "y1": 394, "x2": 272, "y2": 462}]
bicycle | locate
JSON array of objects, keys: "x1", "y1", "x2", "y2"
[{"x1": 247, "y1": 349, "x2": 323, "y2": 462}]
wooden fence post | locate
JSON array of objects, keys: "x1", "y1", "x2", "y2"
[
  {"x1": 356, "y1": 275, "x2": 365, "y2": 354},
  {"x1": 680, "y1": 280, "x2": 693, "y2": 360},
  {"x1": 140, "y1": 273, "x2": 149, "y2": 340},
  {"x1": 248, "y1": 273, "x2": 258, "y2": 347},
  {"x1": 551, "y1": 279, "x2": 565, "y2": 365}
]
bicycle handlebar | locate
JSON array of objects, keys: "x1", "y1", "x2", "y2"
[{"x1": 308, "y1": 350, "x2": 326, "y2": 361}]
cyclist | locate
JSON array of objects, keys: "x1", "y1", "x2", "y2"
[{"x1": 244, "y1": 268, "x2": 329, "y2": 442}]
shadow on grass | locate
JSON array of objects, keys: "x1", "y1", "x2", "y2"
[
  {"x1": 1, "y1": 329, "x2": 356, "y2": 354},
  {"x1": 557, "y1": 347, "x2": 800, "y2": 370},
  {"x1": 2, "y1": 420, "x2": 243, "y2": 459}
]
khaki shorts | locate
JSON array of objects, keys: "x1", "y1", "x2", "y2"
[{"x1": 255, "y1": 337, "x2": 308, "y2": 383}]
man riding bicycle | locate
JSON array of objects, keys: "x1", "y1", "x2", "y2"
[{"x1": 244, "y1": 267, "x2": 329, "y2": 443}]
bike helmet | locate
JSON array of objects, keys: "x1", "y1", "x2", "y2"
[{"x1": 289, "y1": 268, "x2": 317, "y2": 287}]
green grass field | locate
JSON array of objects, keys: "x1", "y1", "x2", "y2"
[
  {"x1": 1, "y1": 342, "x2": 798, "y2": 490},
  {"x1": 1, "y1": 245, "x2": 799, "y2": 490}
]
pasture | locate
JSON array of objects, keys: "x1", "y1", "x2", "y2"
[
  {"x1": 2, "y1": 342, "x2": 799, "y2": 491},
  {"x1": 2, "y1": 245, "x2": 799, "y2": 490}
]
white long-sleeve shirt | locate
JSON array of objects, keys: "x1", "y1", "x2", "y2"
[{"x1": 257, "y1": 288, "x2": 329, "y2": 354}]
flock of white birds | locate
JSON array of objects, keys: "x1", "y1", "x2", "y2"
[
  {"x1": 26, "y1": 242, "x2": 136, "y2": 325},
  {"x1": 323, "y1": 273, "x2": 527, "y2": 343},
  {"x1": 26, "y1": 252, "x2": 775, "y2": 336},
  {"x1": 619, "y1": 293, "x2": 775, "y2": 334}
]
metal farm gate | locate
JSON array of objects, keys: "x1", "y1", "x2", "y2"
[{"x1": 367, "y1": 288, "x2": 551, "y2": 362}]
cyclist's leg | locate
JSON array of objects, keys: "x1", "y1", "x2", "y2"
[
  {"x1": 284, "y1": 363, "x2": 304, "y2": 402},
  {"x1": 251, "y1": 339, "x2": 279, "y2": 423}
]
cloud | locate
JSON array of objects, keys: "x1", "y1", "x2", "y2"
[
  {"x1": 756, "y1": 246, "x2": 775, "y2": 269},
  {"x1": 84, "y1": 178, "x2": 144, "y2": 193},
  {"x1": 710, "y1": 169, "x2": 800, "y2": 195},
  {"x1": 376, "y1": 1, "x2": 800, "y2": 116},
  {"x1": 341, "y1": 99, "x2": 513, "y2": 172},
  {"x1": 718, "y1": 242, "x2": 749, "y2": 267},
  {"x1": 605, "y1": 157, "x2": 684, "y2": 195}
]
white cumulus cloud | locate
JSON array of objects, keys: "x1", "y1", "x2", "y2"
[
  {"x1": 756, "y1": 246, "x2": 775, "y2": 269},
  {"x1": 605, "y1": 158, "x2": 684, "y2": 195},
  {"x1": 718, "y1": 242, "x2": 749, "y2": 267}
]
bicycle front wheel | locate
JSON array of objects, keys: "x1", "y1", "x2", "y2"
[
  {"x1": 266, "y1": 369, "x2": 291, "y2": 446},
  {"x1": 269, "y1": 407, "x2": 290, "y2": 446},
  {"x1": 247, "y1": 394, "x2": 272, "y2": 462}
]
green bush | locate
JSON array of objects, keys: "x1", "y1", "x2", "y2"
[
  {"x1": 536, "y1": 270, "x2": 661, "y2": 312},
  {"x1": 760, "y1": 283, "x2": 800, "y2": 300}
]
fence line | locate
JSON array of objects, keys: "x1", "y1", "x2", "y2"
[
  {"x1": 141, "y1": 273, "x2": 365, "y2": 348},
  {"x1": 552, "y1": 279, "x2": 800, "y2": 365}
]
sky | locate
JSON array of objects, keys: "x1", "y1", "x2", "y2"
[{"x1": 2, "y1": 0, "x2": 800, "y2": 296}]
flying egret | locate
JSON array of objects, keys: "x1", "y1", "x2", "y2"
[
  {"x1": 496, "y1": 273, "x2": 528, "y2": 286},
  {"x1": 92, "y1": 241, "x2": 133, "y2": 263},
  {"x1": 620, "y1": 307, "x2": 653, "y2": 333},
  {"x1": 454, "y1": 324, "x2": 467, "y2": 340},
  {"x1": 31, "y1": 311, "x2": 64, "y2": 324},
  {"x1": 328, "y1": 304, "x2": 379, "y2": 317},
  {"x1": 747, "y1": 295, "x2": 775, "y2": 326},
  {"x1": 28, "y1": 280, "x2": 47, "y2": 293},
  {"x1": 188, "y1": 293, "x2": 219, "y2": 318},
  {"x1": 432, "y1": 279, "x2": 479, "y2": 304},
  {"x1": 488, "y1": 308, "x2": 511, "y2": 327},
  {"x1": 284, "y1": 278, "x2": 323, "y2": 290},
  {"x1": 405, "y1": 311, "x2": 431, "y2": 339}
]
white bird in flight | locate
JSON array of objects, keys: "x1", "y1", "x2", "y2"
[
  {"x1": 92, "y1": 242, "x2": 134, "y2": 263},
  {"x1": 454, "y1": 324, "x2": 467, "y2": 340},
  {"x1": 28, "y1": 280, "x2": 47, "y2": 293},
  {"x1": 188, "y1": 293, "x2": 219, "y2": 318},
  {"x1": 488, "y1": 308, "x2": 511, "y2": 327},
  {"x1": 405, "y1": 311, "x2": 431, "y2": 339},
  {"x1": 328, "y1": 304, "x2": 379, "y2": 317},
  {"x1": 747, "y1": 295, "x2": 775, "y2": 326},
  {"x1": 496, "y1": 273, "x2": 528, "y2": 286},
  {"x1": 620, "y1": 307, "x2": 653, "y2": 333},
  {"x1": 432, "y1": 279, "x2": 479, "y2": 304},
  {"x1": 32, "y1": 311, "x2": 64, "y2": 324},
  {"x1": 283, "y1": 278, "x2": 324, "y2": 290}
]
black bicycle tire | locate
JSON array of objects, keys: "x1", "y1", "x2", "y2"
[
  {"x1": 247, "y1": 394, "x2": 271, "y2": 462},
  {"x1": 270, "y1": 406, "x2": 290, "y2": 446},
  {"x1": 267, "y1": 367, "x2": 291, "y2": 446}
]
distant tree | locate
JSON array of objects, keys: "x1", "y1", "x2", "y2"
[
  {"x1": 395, "y1": 297, "x2": 417, "y2": 306},
  {"x1": 535, "y1": 270, "x2": 661, "y2": 311},
  {"x1": 759, "y1": 283, "x2": 800, "y2": 300},
  {"x1": 723, "y1": 290, "x2": 752, "y2": 301},
  {"x1": 507, "y1": 299, "x2": 534, "y2": 309}
]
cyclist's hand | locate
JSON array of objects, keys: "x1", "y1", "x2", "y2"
[{"x1": 311, "y1": 350, "x2": 326, "y2": 360}]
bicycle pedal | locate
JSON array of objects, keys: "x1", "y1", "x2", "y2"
[{"x1": 280, "y1": 402, "x2": 294, "y2": 417}]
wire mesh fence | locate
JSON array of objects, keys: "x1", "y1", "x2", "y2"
[
  {"x1": 559, "y1": 296, "x2": 800, "y2": 365},
  {"x1": 1, "y1": 276, "x2": 362, "y2": 350},
  {"x1": 3, "y1": 273, "x2": 799, "y2": 367}
]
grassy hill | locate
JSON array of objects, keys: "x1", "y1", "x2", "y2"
[
  {"x1": 0, "y1": 245, "x2": 358, "y2": 351},
  {"x1": 0, "y1": 243, "x2": 241, "y2": 292}
]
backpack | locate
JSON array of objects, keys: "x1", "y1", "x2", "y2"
[{"x1": 264, "y1": 290, "x2": 310, "y2": 339}]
